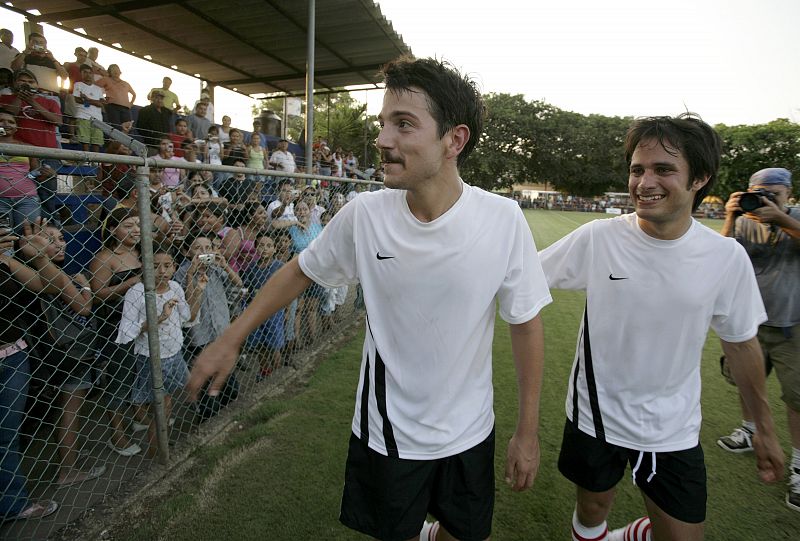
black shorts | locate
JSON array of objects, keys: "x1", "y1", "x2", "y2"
[
  {"x1": 558, "y1": 419, "x2": 707, "y2": 524},
  {"x1": 339, "y1": 429, "x2": 495, "y2": 541}
]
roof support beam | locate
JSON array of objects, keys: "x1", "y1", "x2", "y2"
[{"x1": 31, "y1": 1, "x2": 176, "y2": 23}]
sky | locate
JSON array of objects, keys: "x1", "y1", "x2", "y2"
[
  {"x1": 2, "y1": 0, "x2": 798, "y2": 128},
  {"x1": 373, "y1": 0, "x2": 800, "y2": 126}
]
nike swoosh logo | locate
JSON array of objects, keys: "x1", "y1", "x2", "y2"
[
  {"x1": 376, "y1": 252, "x2": 395, "y2": 260},
  {"x1": 609, "y1": 274, "x2": 628, "y2": 280}
]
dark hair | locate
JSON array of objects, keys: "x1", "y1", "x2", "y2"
[
  {"x1": 624, "y1": 113, "x2": 721, "y2": 212},
  {"x1": 380, "y1": 56, "x2": 485, "y2": 168},
  {"x1": 201, "y1": 201, "x2": 227, "y2": 219},
  {"x1": 0, "y1": 106, "x2": 14, "y2": 118},
  {"x1": 183, "y1": 231, "x2": 214, "y2": 252},
  {"x1": 103, "y1": 207, "x2": 138, "y2": 247},
  {"x1": 113, "y1": 173, "x2": 137, "y2": 200},
  {"x1": 27, "y1": 32, "x2": 44, "y2": 41},
  {"x1": 255, "y1": 232, "x2": 275, "y2": 246}
]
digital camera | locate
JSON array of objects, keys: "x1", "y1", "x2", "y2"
[
  {"x1": 739, "y1": 189, "x2": 777, "y2": 212},
  {"x1": 198, "y1": 253, "x2": 215, "y2": 266}
]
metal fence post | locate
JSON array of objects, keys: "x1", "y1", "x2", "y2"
[{"x1": 135, "y1": 163, "x2": 170, "y2": 463}]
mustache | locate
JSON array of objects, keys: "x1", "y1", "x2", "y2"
[{"x1": 380, "y1": 151, "x2": 403, "y2": 165}]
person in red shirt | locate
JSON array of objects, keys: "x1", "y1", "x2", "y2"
[{"x1": 0, "y1": 69, "x2": 62, "y2": 222}]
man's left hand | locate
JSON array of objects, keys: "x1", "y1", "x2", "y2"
[
  {"x1": 505, "y1": 430, "x2": 540, "y2": 492},
  {"x1": 747, "y1": 197, "x2": 785, "y2": 224},
  {"x1": 753, "y1": 430, "x2": 785, "y2": 484}
]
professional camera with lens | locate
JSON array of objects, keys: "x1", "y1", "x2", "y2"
[{"x1": 739, "y1": 189, "x2": 777, "y2": 212}]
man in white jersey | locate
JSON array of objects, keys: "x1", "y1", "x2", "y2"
[
  {"x1": 188, "y1": 56, "x2": 552, "y2": 541},
  {"x1": 539, "y1": 114, "x2": 784, "y2": 541}
]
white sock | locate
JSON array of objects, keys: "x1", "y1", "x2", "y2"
[
  {"x1": 791, "y1": 447, "x2": 800, "y2": 474},
  {"x1": 742, "y1": 420, "x2": 756, "y2": 433},
  {"x1": 419, "y1": 520, "x2": 440, "y2": 541},
  {"x1": 572, "y1": 510, "x2": 608, "y2": 541}
]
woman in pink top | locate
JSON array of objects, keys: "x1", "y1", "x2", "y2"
[
  {"x1": 97, "y1": 64, "x2": 135, "y2": 130},
  {"x1": 0, "y1": 110, "x2": 42, "y2": 231}
]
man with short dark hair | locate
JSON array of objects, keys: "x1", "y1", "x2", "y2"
[
  {"x1": 136, "y1": 90, "x2": 172, "y2": 150},
  {"x1": 268, "y1": 138, "x2": 296, "y2": 174},
  {"x1": 186, "y1": 101, "x2": 211, "y2": 145},
  {"x1": 188, "y1": 56, "x2": 551, "y2": 541},
  {"x1": 540, "y1": 114, "x2": 784, "y2": 541},
  {"x1": 0, "y1": 28, "x2": 20, "y2": 70},
  {"x1": 717, "y1": 167, "x2": 800, "y2": 511},
  {"x1": 9, "y1": 33, "x2": 67, "y2": 95}
]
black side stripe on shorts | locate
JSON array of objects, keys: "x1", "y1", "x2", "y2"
[
  {"x1": 581, "y1": 303, "x2": 606, "y2": 441},
  {"x1": 365, "y1": 316, "x2": 399, "y2": 457},
  {"x1": 359, "y1": 356, "x2": 371, "y2": 446}
]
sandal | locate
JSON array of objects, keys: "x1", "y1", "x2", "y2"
[
  {"x1": 56, "y1": 465, "x2": 106, "y2": 488},
  {"x1": 7, "y1": 500, "x2": 58, "y2": 521}
]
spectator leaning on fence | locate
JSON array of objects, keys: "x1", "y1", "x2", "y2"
[
  {"x1": 35, "y1": 223, "x2": 107, "y2": 487},
  {"x1": 0, "y1": 220, "x2": 67, "y2": 521},
  {"x1": 73, "y1": 64, "x2": 106, "y2": 153},
  {"x1": 0, "y1": 69, "x2": 63, "y2": 222},
  {"x1": 717, "y1": 167, "x2": 800, "y2": 512},
  {"x1": 117, "y1": 247, "x2": 204, "y2": 458},
  {"x1": 188, "y1": 56, "x2": 551, "y2": 541},
  {"x1": 0, "y1": 108, "x2": 43, "y2": 231},
  {"x1": 174, "y1": 233, "x2": 242, "y2": 368}
]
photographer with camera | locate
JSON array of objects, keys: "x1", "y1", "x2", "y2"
[
  {"x1": 9, "y1": 33, "x2": 67, "y2": 96},
  {"x1": 718, "y1": 167, "x2": 800, "y2": 511}
]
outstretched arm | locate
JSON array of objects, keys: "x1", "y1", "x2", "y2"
[
  {"x1": 505, "y1": 314, "x2": 545, "y2": 492},
  {"x1": 721, "y1": 336, "x2": 784, "y2": 483},
  {"x1": 187, "y1": 257, "x2": 312, "y2": 398}
]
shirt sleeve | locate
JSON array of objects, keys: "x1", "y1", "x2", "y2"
[
  {"x1": 116, "y1": 284, "x2": 145, "y2": 344},
  {"x1": 538, "y1": 221, "x2": 594, "y2": 290},
  {"x1": 496, "y1": 206, "x2": 553, "y2": 324},
  {"x1": 174, "y1": 282, "x2": 191, "y2": 325},
  {"x1": 298, "y1": 197, "x2": 358, "y2": 287},
  {"x1": 710, "y1": 242, "x2": 767, "y2": 343}
]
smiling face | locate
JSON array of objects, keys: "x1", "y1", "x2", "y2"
[
  {"x1": 256, "y1": 236, "x2": 275, "y2": 260},
  {"x1": 80, "y1": 66, "x2": 93, "y2": 85},
  {"x1": 230, "y1": 130, "x2": 243, "y2": 145},
  {"x1": 113, "y1": 216, "x2": 141, "y2": 247},
  {"x1": 376, "y1": 87, "x2": 451, "y2": 190},
  {"x1": 159, "y1": 139, "x2": 174, "y2": 158},
  {"x1": 43, "y1": 226, "x2": 66, "y2": 262},
  {"x1": 628, "y1": 138, "x2": 707, "y2": 240},
  {"x1": 0, "y1": 111, "x2": 17, "y2": 137}
]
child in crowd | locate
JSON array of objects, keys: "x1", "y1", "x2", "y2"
[
  {"x1": 241, "y1": 233, "x2": 285, "y2": 380},
  {"x1": 116, "y1": 248, "x2": 204, "y2": 457},
  {"x1": 73, "y1": 64, "x2": 105, "y2": 153}
]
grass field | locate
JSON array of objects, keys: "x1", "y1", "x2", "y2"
[{"x1": 112, "y1": 210, "x2": 800, "y2": 540}]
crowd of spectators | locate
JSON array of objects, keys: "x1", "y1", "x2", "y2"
[{"x1": 1, "y1": 28, "x2": 376, "y2": 526}]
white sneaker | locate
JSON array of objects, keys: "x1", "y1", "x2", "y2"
[
  {"x1": 419, "y1": 520, "x2": 440, "y2": 541},
  {"x1": 787, "y1": 469, "x2": 800, "y2": 512},
  {"x1": 716, "y1": 427, "x2": 754, "y2": 453}
]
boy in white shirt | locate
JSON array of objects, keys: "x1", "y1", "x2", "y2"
[
  {"x1": 116, "y1": 249, "x2": 205, "y2": 457},
  {"x1": 73, "y1": 63, "x2": 105, "y2": 152}
]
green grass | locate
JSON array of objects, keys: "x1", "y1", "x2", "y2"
[{"x1": 113, "y1": 210, "x2": 800, "y2": 540}]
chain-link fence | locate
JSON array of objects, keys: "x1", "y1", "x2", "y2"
[{"x1": 1, "y1": 125, "x2": 379, "y2": 540}]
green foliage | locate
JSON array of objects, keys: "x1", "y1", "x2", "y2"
[
  {"x1": 253, "y1": 93, "x2": 380, "y2": 168},
  {"x1": 715, "y1": 119, "x2": 800, "y2": 199}
]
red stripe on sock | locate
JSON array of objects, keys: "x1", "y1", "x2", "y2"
[{"x1": 572, "y1": 525, "x2": 608, "y2": 541}]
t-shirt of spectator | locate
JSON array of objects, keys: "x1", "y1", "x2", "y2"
[
  {"x1": 161, "y1": 156, "x2": 184, "y2": 188},
  {"x1": 150, "y1": 88, "x2": 179, "y2": 110},
  {"x1": 169, "y1": 133, "x2": 189, "y2": 158},
  {"x1": 73, "y1": 82, "x2": 104, "y2": 120},
  {"x1": 21, "y1": 54, "x2": 61, "y2": 94},
  {"x1": 186, "y1": 115, "x2": 211, "y2": 144},
  {"x1": 0, "y1": 94, "x2": 61, "y2": 148},
  {"x1": 135, "y1": 105, "x2": 172, "y2": 147},
  {"x1": 266, "y1": 200, "x2": 295, "y2": 222},
  {"x1": 65, "y1": 62, "x2": 82, "y2": 92},
  {"x1": 0, "y1": 44, "x2": 20, "y2": 70},
  {"x1": 269, "y1": 150, "x2": 296, "y2": 173},
  {"x1": 116, "y1": 280, "x2": 190, "y2": 357},
  {"x1": 219, "y1": 177, "x2": 255, "y2": 206},
  {"x1": 0, "y1": 154, "x2": 37, "y2": 198},
  {"x1": 206, "y1": 139, "x2": 222, "y2": 165},
  {"x1": 97, "y1": 77, "x2": 134, "y2": 107},
  {"x1": 223, "y1": 142, "x2": 247, "y2": 162}
]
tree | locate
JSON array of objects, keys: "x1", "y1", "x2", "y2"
[{"x1": 715, "y1": 119, "x2": 800, "y2": 199}]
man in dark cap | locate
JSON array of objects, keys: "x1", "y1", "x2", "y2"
[
  {"x1": 268, "y1": 137, "x2": 296, "y2": 174},
  {"x1": 718, "y1": 167, "x2": 800, "y2": 511}
]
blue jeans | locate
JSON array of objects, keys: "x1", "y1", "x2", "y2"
[
  {"x1": 0, "y1": 196, "x2": 42, "y2": 234},
  {"x1": 0, "y1": 350, "x2": 31, "y2": 519}
]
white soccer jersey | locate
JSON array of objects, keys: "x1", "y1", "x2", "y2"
[
  {"x1": 539, "y1": 213, "x2": 766, "y2": 452},
  {"x1": 299, "y1": 183, "x2": 552, "y2": 459}
]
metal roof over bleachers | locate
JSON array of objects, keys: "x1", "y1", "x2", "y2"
[{"x1": 4, "y1": 0, "x2": 412, "y2": 97}]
